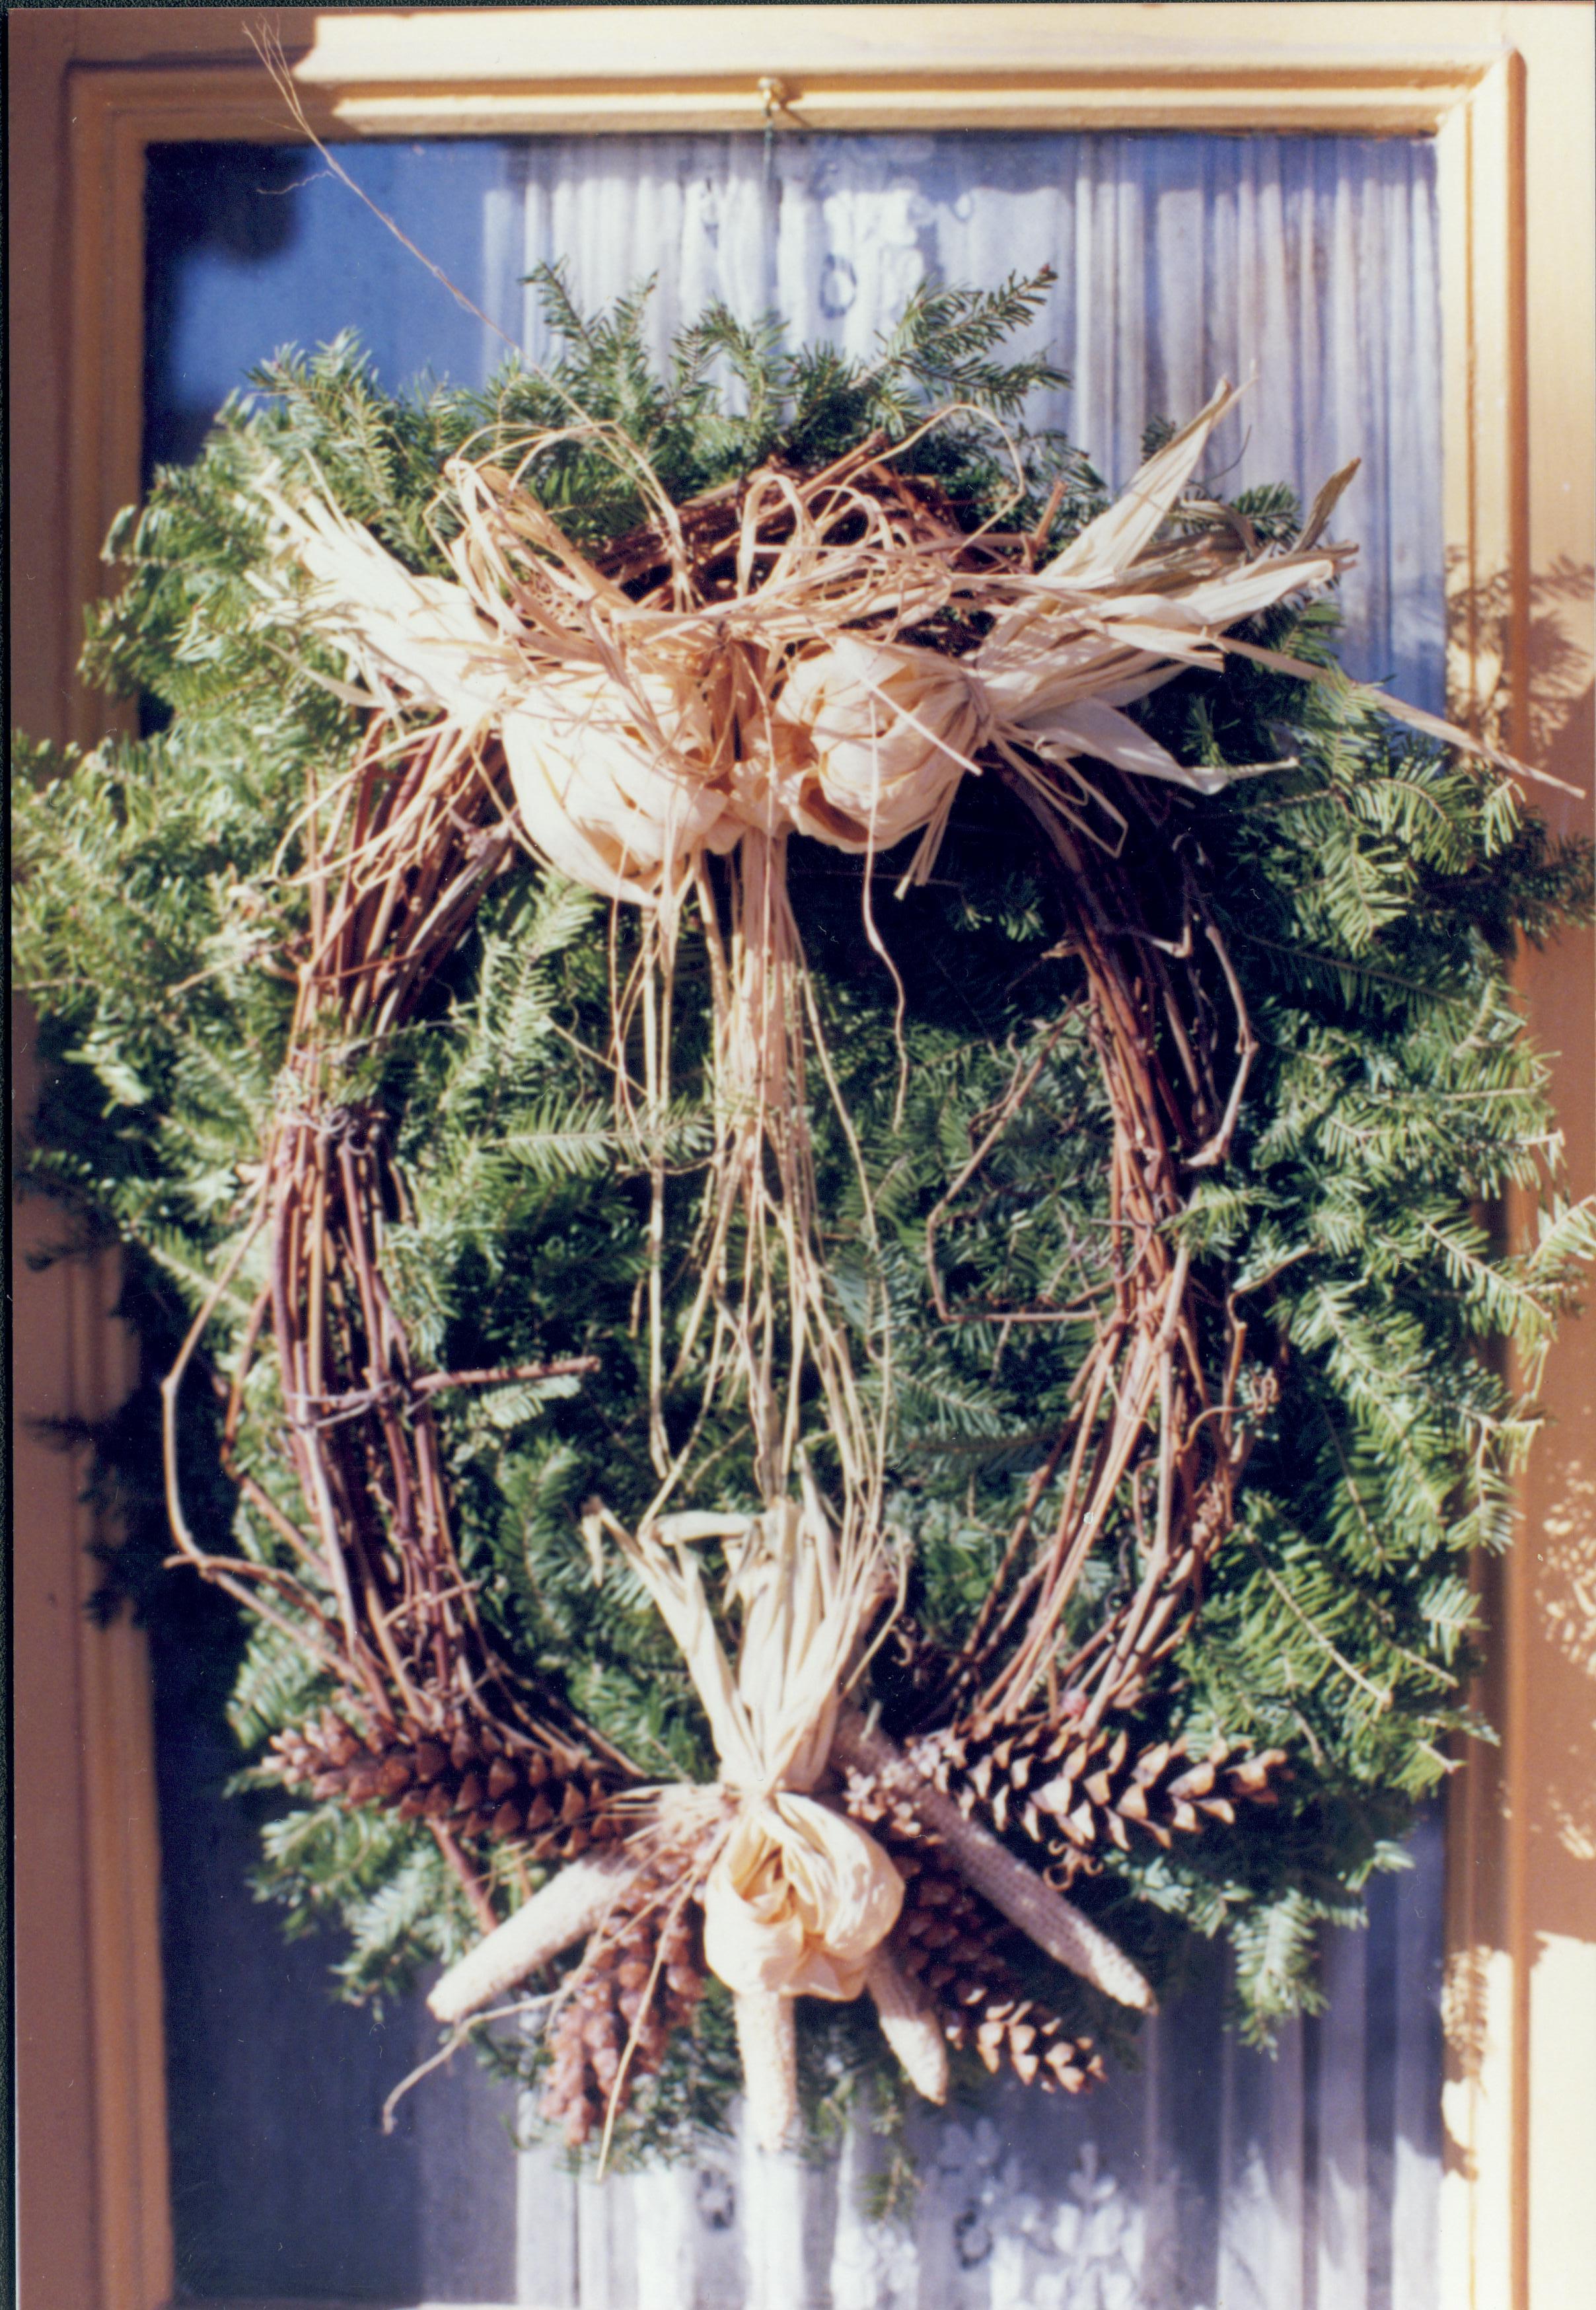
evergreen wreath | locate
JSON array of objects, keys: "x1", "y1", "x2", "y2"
[{"x1": 15, "y1": 269, "x2": 1593, "y2": 2170}]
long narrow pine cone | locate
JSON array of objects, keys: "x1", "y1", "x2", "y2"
[
  {"x1": 910, "y1": 1715, "x2": 1286, "y2": 1886},
  {"x1": 542, "y1": 1861, "x2": 706, "y2": 2148},
  {"x1": 272, "y1": 1707, "x2": 627, "y2": 1861},
  {"x1": 845, "y1": 1779, "x2": 1105, "y2": 2095}
]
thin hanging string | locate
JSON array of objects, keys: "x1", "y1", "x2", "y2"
[
  {"x1": 250, "y1": 28, "x2": 746, "y2": 628},
  {"x1": 759, "y1": 75, "x2": 807, "y2": 196},
  {"x1": 758, "y1": 77, "x2": 783, "y2": 190}
]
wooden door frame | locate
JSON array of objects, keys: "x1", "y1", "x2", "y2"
[{"x1": 11, "y1": 11, "x2": 1592, "y2": 2306}]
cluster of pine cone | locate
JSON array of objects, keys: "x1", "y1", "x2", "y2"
[
  {"x1": 910, "y1": 1713, "x2": 1284, "y2": 1886},
  {"x1": 846, "y1": 1777, "x2": 1106, "y2": 2094},
  {"x1": 277, "y1": 1696, "x2": 1284, "y2": 2128},
  {"x1": 541, "y1": 1856, "x2": 707, "y2": 2147},
  {"x1": 271, "y1": 1708, "x2": 626, "y2": 1861}
]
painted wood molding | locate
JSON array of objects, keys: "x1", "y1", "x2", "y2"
[
  {"x1": 11, "y1": 1003, "x2": 172, "y2": 2310},
  {"x1": 289, "y1": 3, "x2": 1510, "y2": 137}
]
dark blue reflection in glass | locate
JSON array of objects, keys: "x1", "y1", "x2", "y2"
[
  {"x1": 142, "y1": 140, "x2": 524, "y2": 2303},
  {"x1": 143, "y1": 139, "x2": 509, "y2": 481}
]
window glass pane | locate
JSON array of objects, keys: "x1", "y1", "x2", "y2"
[
  {"x1": 144, "y1": 139, "x2": 507, "y2": 472},
  {"x1": 143, "y1": 131, "x2": 1445, "y2": 2310},
  {"x1": 146, "y1": 131, "x2": 1442, "y2": 702}
]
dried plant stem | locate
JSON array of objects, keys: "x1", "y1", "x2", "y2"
[
  {"x1": 866, "y1": 1947, "x2": 949, "y2": 2104},
  {"x1": 913, "y1": 770, "x2": 1259, "y2": 1740},
  {"x1": 833, "y1": 1713, "x2": 1155, "y2": 2013},
  {"x1": 428, "y1": 1851, "x2": 641, "y2": 2024},
  {"x1": 429, "y1": 1822, "x2": 499, "y2": 1939},
  {"x1": 157, "y1": 706, "x2": 645, "y2": 1863}
]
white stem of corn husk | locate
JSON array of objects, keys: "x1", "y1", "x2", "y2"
[
  {"x1": 427, "y1": 1784, "x2": 712, "y2": 2025},
  {"x1": 735, "y1": 1988, "x2": 800, "y2": 2153},
  {"x1": 832, "y1": 1712, "x2": 1157, "y2": 2015},
  {"x1": 427, "y1": 1849, "x2": 639, "y2": 2025},
  {"x1": 866, "y1": 1946, "x2": 950, "y2": 2105}
]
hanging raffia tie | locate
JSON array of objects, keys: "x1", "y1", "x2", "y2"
[
  {"x1": 252, "y1": 383, "x2": 1550, "y2": 1530},
  {"x1": 246, "y1": 381, "x2": 1363, "y2": 1575},
  {"x1": 582, "y1": 1475, "x2": 906, "y2": 2151},
  {"x1": 255, "y1": 373, "x2": 1563, "y2": 950}
]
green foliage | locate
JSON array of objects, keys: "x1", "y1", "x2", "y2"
[
  {"x1": 13, "y1": 286, "x2": 1593, "y2": 2145},
  {"x1": 516, "y1": 259, "x2": 1097, "y2": 530}
]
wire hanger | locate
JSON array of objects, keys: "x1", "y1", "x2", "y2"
[{"x1": 758, "y1": 75, "x2": 806, "y2": 186}]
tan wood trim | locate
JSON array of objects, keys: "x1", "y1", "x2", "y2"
[
  {"x1": 288, "y1": 87, "x2": 1503, "y2": 138},
  {"x1": 1437, "y1": 54, "x2": 1525, "y2": 752},
  {"x1": 295, "y1": 2, "x2": 1516, "y2": 82},
  {"x1": 1433, "y1": 57, "x2": 1525, "y2": 2282},
  {"x1": 80, "y1": 1540, "x2": 173, "y2": 2310},
  {"x1": 302, "y1": 63, "x2": 1503, "y2": 139},
  {"x1": 1433, "y1": 19, "x2": 1596, "y2": 2310},
  {"x1": 1500, "y1": 17, "x2": 1595, "y2": 2306},
  {"x1": 10, "y1": 21, "x2": 176, "y2": 2305},
  {"x1": 14, "y1": 9, "x2": 1593, "y2": 2305},
  {"x1": 11, "y1": 1015, "x2": 173, "y2": 2310},
  {"x1": 287, "y1": 0, "x2": 1511, "y2": 136}
]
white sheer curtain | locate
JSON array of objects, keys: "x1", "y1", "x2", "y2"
[
  {"x1": 473, "y1": 128, "x2": 1446, "y2": 2310},
  {"x1": 482, "y1": 130, "x2": 1442, "y2": 709}
]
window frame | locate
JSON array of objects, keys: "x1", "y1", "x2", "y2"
[{"x1": 11, "y1": 12, "x2": 1592, "y2": 2308}]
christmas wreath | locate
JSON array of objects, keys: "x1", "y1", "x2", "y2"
[{"x1": 16, "y1": 272, "x2": 1593, "y2": 2168}]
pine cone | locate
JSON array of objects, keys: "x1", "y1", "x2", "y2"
[
  {"x1": 844, "y1": 1777, "x2": 1104, "y2": 2095},
  {"x1": 271, "y1": 1707, "x2": 627, "y2": 1861},
  {"x1": 911, "y1": 1713, "x2": 1286, "y2": 1884},
  {"x1": 541, "y1": 1859, "x2": 706, "y2": 2148}
]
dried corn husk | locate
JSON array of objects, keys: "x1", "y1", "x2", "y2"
[
  {"x1": 702, "y1": 1795, "x2": 902, "y2": 2001},
  {"x1": 586, "y1": 1477, "x2": 890, "y2": 1797},
  {"x1": 773, "y1": 636, "x2": 982, "y2": 852},
  {"x1": 503, "y1": 669, "x2": 737, "y2": 907},
  {"x1": 256, "y1": 486, "x2": 515, "y2": 727},
  {"x1": 585, "y1": 1489, "x2": 908, "y2": 2089},
  {"x1": 262, "y1": 377, "x2": 1548, "y2": 922},
  {"x1": 970, "y1": 381, "x2": 1348, "y2": 807}
]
